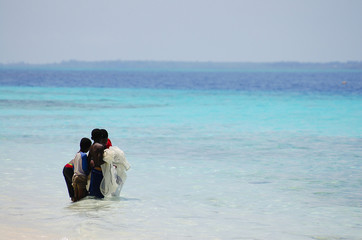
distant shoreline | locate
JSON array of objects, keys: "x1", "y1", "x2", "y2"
[{"x1": 1, "y1": 60, "x2": 362, "y2": 72}]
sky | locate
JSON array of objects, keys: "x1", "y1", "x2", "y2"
[{"x1": 0, "y1": 0, "x2": 362, "y2": 64}]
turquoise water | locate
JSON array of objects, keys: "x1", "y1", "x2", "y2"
[{"x1": 1, "y1": 78, "x2": 362, "y2": 239}]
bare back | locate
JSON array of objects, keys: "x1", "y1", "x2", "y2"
[{"x1": 88, "y1": 143, "x2": 105, "y2": 168}]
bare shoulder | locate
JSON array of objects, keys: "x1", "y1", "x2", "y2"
[
  {"x1": 89, "y1": 143, "x2": 103, "y2": 151},
  {"x1": 93, "y1": 143, "x2": 104, "y2": 151}
]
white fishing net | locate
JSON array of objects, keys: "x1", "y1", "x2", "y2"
[{"x1": 100, "y1": 146, "x2": 130, "y2": 197}]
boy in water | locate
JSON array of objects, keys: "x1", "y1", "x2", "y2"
[
  {"x1": 101, "y1": 129, "x2": 112, "y2": 149},
  {"x1": 88, "y1": 128, "x2": 109, "y2": 198},
  {"x1": 72, "y1": 137, "x2": 92, "y2": 202},
  {"x1": 63, "y1": 159, "x2": 75, "y2": 201}
]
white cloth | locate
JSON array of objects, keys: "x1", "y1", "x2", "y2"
[
  {"x1": 73, "y1": 152, "x2": 88, "y2": 177},
  {"x1": 100, "y1": 146, "x2": 130, "y2": 197}
]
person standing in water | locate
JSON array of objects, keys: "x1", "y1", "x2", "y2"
[
  {"x1": 101, "y1": 129, "x2": 112, "y2": 149},
  {"x1": 88, "y1": 129, "x2": 106, "y2": 198},
  {"x1": 63, "y1": 159, "x2": 75, "y2": 201},
  {"x1": 72, "y1": 137, "x2": 92, "y2": 202}
]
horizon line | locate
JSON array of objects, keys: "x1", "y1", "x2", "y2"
[{"x1": 1, "y1": 59, "x2": 362, "y2": 66}]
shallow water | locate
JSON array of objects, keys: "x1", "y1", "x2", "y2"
[{"x1": 0, "y1": 67, "x2": 362, "y2": 239}]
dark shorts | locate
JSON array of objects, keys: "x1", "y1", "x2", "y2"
[
  {"x1": 63, "y1": 166, "x2": 74, "y2": 198},
  {"x1": 89, "y1": 168, "x2": 104, "y2": 198}
]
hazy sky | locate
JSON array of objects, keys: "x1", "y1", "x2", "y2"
[{"x1": 1, "y1": 0, "x2": 361, "y2": 64}]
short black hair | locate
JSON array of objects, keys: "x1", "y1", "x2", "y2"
[
  {"x1": 100, "y1": 129, "x2": 108, "y2": 139},
  {"x1": 91, "y1": 128, "x2": 102, "y2": 141},
  {"x1": 80, "y1": 137, "x2": 92, "y2": 151}
]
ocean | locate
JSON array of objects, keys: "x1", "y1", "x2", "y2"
[{"x1": 0, "y1": 62, "x2": 361, "y2": 239}]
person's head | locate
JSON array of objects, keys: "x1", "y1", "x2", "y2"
[
  {"x1": 80, "y1": 137, "x2": 92, "y2": 152},
  {"x1": 100, "y1": 129, "x2": 108, "y2": 139},
  {"x1": 91, "y1": 128, "x2": 103, "y2": 143},
  {"x1": 100, "y1": 129, "x2": 109, "y2": 146}
]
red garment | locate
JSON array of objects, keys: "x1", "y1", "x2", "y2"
[
  {"x1": 106, "y1": 138, "x2": 112, "y2": 149},
  {"x1": 64, "y1": 159, "x2": 74, "y2": 168}
]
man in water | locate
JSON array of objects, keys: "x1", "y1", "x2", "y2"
[
  {"x1": 88, "y1": 129, "x2": 106, "y2": 198},
  {"x1": 101, "y1": 129, "x2": 112, "y2": 149}
]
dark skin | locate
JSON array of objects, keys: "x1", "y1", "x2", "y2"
[
  {"x1": 88, "y1": 139, "x2": 107, "y2": 168},
  {"x1": 100, "y1": 137, "x2": 108, "y2": 148}
]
